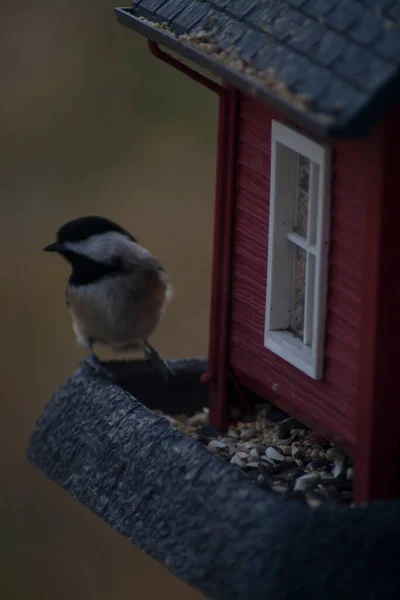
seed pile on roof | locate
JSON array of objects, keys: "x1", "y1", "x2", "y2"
[
  {"x1": 155, "y1": 403, "x2": 353, "y2": 507},
  {"x1": 180, "y1": 28, "x2": 319, "y2": 113},
  {"x1": 138, "y1": 15, "x2": 327, "y2": 117},
  {"x1": 123, "y1": 0, "x2": 400, "y2": 136}
]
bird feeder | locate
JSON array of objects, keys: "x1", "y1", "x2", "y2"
[{"x1": 28, "y1": 2, "x2": 400, "y2": 598}]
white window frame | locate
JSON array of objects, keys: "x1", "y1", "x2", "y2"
[{"x1": 264, "y1": 120, "x2": 331, "y2": 380}]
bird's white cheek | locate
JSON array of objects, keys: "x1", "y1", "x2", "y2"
[
  {"x1": 165, "y1": 282, "x2": 174, "y2": 303},
  {"x1": 71, "y1": 315, "x2": 89, "y2": 348}
]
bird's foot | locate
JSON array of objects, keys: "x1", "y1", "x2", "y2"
[
  {"x1": 145, "y1": 344, "x2": 174, "y2": 382},
  {"x1": 84, "y1": 354, "x2": 114, "y2": 381}
]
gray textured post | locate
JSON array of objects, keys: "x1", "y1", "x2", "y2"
[{"x1": 28, "y1": 359, "x2": 400, "y2": 600}]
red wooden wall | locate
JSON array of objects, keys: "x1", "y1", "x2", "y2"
[
  {"x1": 229, "y1": 95, "x2": 382, "y2": 451},
  {"x1": 355, "y1": 105, "x2": 400, "y2": 501}
]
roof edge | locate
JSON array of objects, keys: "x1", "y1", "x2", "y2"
[
  {"x1": 115, "y1": 8, "x2": 400, "y2": 138},
  {"x1": 115, "y1": 8, "x2": 346, "y2": 138}
]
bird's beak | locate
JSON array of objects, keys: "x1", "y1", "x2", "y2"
[{"x1": 43, "y1": 241, "x2": 64, "y2": 253}]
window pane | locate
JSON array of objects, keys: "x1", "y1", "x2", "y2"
[
  {"x1": 304, "y1": 254, "x2": 315, "y2": 346},
  {"x1": 294, "y1": 154, "x2": 310, "y2": 238},
  {"x1": 292, "y1": 246, "x2": 306, "y2": 338}
]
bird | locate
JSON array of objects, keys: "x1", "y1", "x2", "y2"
[{"x1": 43, "y1": 216, "x2": 173, "y2": 380}]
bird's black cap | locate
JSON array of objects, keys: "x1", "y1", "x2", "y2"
[
  {"x1": 43, "y1": 216, "x2": 138, "y2": 285},
  {"x1": 54, "y1": 216, "x2": 137, "y2": 245}
]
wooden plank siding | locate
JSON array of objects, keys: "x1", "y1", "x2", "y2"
[
  {"x1": 355, "y1": 107, "x2": 400, "y2": 501},
  {"x1": 229, "y1": 95, "x2": 379, "y2": 450}
]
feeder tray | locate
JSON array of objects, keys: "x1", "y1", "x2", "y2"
[{"x1": 28, "y1": 358, "x2": 400, "y2": 600}]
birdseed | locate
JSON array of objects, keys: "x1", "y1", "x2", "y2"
[{"x1": 154, "y1": 404, "x2": 353, "y2": 507}]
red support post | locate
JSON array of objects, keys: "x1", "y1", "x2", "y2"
[
  {"x1": 146, "y1": 41, "x2": 240, "y2": 428},
  {"x1": 206, "y1": 89, "x2": 239, "y2": 429}
]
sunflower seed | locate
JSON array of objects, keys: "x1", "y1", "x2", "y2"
[
  {"x1": 240, "y1": 428, "x2": 256, "y2": 440},
  {"x1": 230, "y1": 455, "x2": 245, "y2": 468},
  {"x1": 234, "y1": 451, "x2": 249, "y2": 460},
  {"x1": 268, "y1": 461, "x2": 299, "y2": 476},
  {"x1": 208, "y1": 440, "x2": 228, "y2": 449},
  {"x1": 326, "y1": 447, "x2": 346, "y2": 462},
  {"x1": 187, "y1": 412, "x2": 208, "y2": 426},
  {"x1": 294, "y1": 473, "x2": 320, "y2": 492},
  {"x1": 270, "y1": 480, "x2": 289, "y2": 493},
  {"x1": 246, "y1": 461, "x2": 260, "y2": 468},
  {"x1": 241, "y1": 441, "x2": 256, "y2": 450},
  {"x1": 309, "y1": 458, "x2": 331, "y2": 470},
  {"x1": 265, "y1": 447, "x2": 285, "y2": 461},
  {"x1": 278, "y1": 418, "x2": 305, "y2": 439},
  {"x1": 227, "y1": 428, "x2": 239, "y2": 439},
  {"x1": 332, "y1": 460, "x2": 346, "y2": 478},
  {"x1": 291, "y1": 443, "x2": 303, "y2": 458},
  {"x1": 261, "y1": 455, "x2": 276, "y2": 465}
]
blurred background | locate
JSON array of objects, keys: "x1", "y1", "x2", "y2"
[{"x1": 1, "y1": 1, "x2": 217, "y2": 597}]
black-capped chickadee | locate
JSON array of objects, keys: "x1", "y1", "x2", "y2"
[{"x1": 43, "y1": 216, "x2": 173, "y2": 379}]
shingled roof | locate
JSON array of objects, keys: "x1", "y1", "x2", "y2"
[{"x1": 116, "y1": 0, "x2": 400, "y2": 137}]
